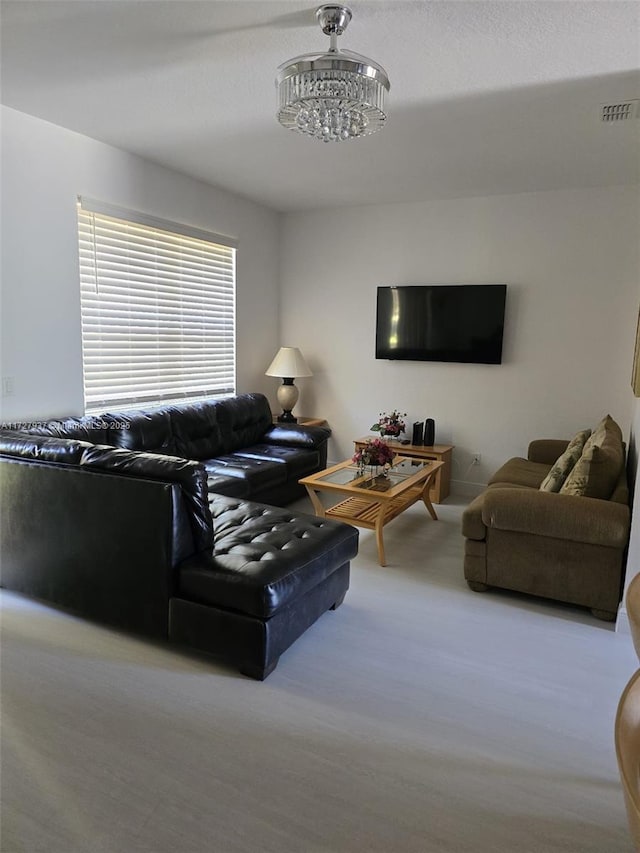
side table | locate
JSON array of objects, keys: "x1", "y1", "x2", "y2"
[
  {"x1": 273, "y1": 416, "x2": 327, "y2": 427},
  {"x1": 353, "y1": 438, "x2": 454, "y2": 503}
]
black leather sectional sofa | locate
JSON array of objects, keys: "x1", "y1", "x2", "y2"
[{"x1": 0, "y1": 393, "x2": 358, "y2": 678}]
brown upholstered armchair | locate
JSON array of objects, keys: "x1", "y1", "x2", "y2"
[{"x1": 462, "y1": 417, "x2": 630, "y2": 621}]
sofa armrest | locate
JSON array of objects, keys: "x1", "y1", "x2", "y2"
[
  {"x1": 79, "y1": 445, "x2": 213, "y2": 551},
  {"x1": 0, "y1": 454, "x2": 185, "y2": 636},
  {"x1": 482, "y1": 487, "x2": 630, "y2": 549},
  {"x1": 262, "y1": 423, "x2": 331, "y2": 449},
  {"x1": 527, "y1": 439, "x2": 569, "y2": 465}
]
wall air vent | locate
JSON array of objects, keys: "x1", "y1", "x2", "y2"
[{"x1": 601, "y1": 100, "x2": 639, "y2": 122}]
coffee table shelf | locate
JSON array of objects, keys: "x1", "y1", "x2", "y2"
[{"x1": 326, "y1": 486, "x2": 424, "y2": 526}]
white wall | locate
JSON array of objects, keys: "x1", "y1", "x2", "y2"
[
  {"x1": 2, "y1": 105, "x2": 638, "y2": 492},
  {"x1": 0, "y1": 106, "x2": 281, "y2": 421},
  {"x1": 280, "y1": 186, "x2": 639, "y2": 489}
]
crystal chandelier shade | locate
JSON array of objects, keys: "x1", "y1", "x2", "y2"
[{"x1": 275, "y1": 5, "x2": 390, "y2": 143}]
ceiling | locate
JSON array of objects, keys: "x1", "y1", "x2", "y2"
[{"x1": 2, "y1": 0, "x2": 639, "y2": 212}]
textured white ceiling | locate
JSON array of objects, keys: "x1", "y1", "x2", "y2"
[{"x1": 2, "y1": 0, "x2": 639, "y2": 212}]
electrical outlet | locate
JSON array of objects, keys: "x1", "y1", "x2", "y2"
[
  {"x1": 1, "y1": 376, "x2": 15, "y2": 397},
  {"x1": 472, "y1": 453, "x2": 481, "y2": 465}
]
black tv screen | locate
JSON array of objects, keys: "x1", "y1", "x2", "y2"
[{"x1": 375, "y1": 284, "x2": 507, "y2": 364}]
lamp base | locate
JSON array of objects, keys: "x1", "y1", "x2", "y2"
[{"x1": 276, "y1": 378, "x2": 299, "y2": 424}]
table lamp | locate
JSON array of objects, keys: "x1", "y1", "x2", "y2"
[{"x1": 265, "y1": 347, "x2": 313, "y2": 422}]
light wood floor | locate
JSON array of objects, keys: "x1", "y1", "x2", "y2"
[{"x1": 1, "y1": 495, "x2": 637, "y2": 853}]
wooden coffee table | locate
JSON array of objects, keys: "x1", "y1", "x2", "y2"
[{"x1": 299, "y1": 456, "x2": 444, "y2": 566}]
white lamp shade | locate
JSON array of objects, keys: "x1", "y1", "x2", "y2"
[{"x1": 265, "y1": 347, "x2": 313, "y2": 378}]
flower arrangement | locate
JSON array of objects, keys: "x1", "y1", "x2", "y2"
[
  {"x1": 352, "y1": 438, "x2": 395, "y2": 470},
  {"x1": 371, "y1": 409, "x2": 407, "y2": 438}
]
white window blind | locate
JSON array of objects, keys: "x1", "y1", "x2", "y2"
[{"x1": 77, "y1": 198, "x2": 236, "y2": 413}]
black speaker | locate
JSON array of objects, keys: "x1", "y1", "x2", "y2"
[
  {"x1": 411, "y1": 421, "x2": 424, "y2": 446},
  {"x1": 423, "y1": 418, "x2": 435, "y2": 446}
]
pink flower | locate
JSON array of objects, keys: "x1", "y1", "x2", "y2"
[
  {"x1": 370, "y1": 409, "x2": 407, "y2": 437},
  {"x1": 355, "y1": 437, "x2": 394, "y2": 467}
]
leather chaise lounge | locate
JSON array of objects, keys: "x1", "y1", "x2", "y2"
[{"x1": 0, "y1": 393, "x2": 359, "y2": 678}]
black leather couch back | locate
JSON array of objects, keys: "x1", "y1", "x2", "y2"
[
  {"x1": 21, "y1": 416, "x2": 111, "y2": 445},
  {"x1": 0, "y1": 432, "x2": 214, "y2": 554},
  {"x1": 167, "y1": 401, "x2": 226, "y2": 460},
  {"x1": 1, "y1": 392, "x2": 325, "y2": 530},
  {"x1": 90, "y1": 393, "x2": 273, "y2": 459},
  {"x1": 104, "y1": 408, "x2": 178, "y2": 455},
  {"x1": 0, "y1": 431, "x2": 94, "y2": 463},
  {"x1": 216, "y1": 393, "x2": 273, "y2": 452}
]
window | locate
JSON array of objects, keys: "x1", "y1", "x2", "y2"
[{"x1": 77, "y1": 198, "x2": 236, "y2": 413}]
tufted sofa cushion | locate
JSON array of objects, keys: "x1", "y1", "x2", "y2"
[
  {"x1": 263, "y1": 423, "x2": 331, "y2": 448},
  {"x1": 202, "y1": 454, "x2": 287, "y2": 492},
  {"x1": 205, "y1": 471, "x2": 250, "y2": 499},
  {"x1": 176, "y1": 495, "x2": 359, "y2": 619},
  {"x1": 230, "y1": 444, "x2": 319, "y2": 478},
  {"x1": 105, "y1": 408, "x2": 178, "y2": 455},
  {"x1": 168, "y1": 401, "x2": 226, "y2": 460},
  {"x1": 216, "y1": 393, "x2": 273, "y2": 452}
]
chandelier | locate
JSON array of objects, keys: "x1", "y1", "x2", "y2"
[{"x1": 275, "y1": 4, "x2": 390, "y2": 143}]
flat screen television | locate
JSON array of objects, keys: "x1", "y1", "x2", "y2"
[{"x1": 375, "y1": 284, "x2": 507, "y2": 364}]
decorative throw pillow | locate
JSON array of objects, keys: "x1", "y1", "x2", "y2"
[
  {"x1": 560, "y1": 426, "x2": 624, "y2": 499},
  {"x1": 539, "y1": 429, "x2": 591, "y2": 493},
  {"x1": 587, "y1": 414, "x2": 623, "y2": 449}
]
